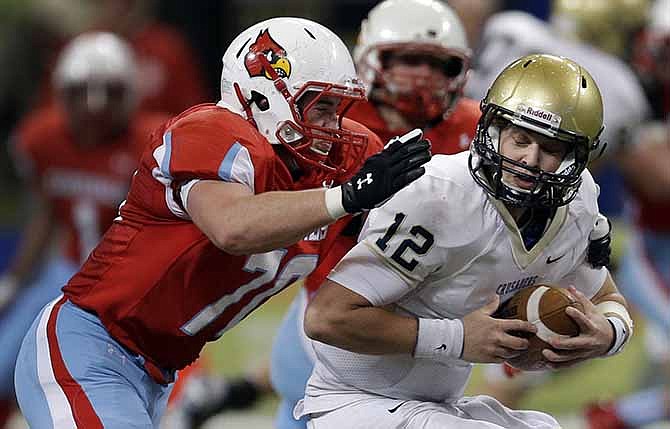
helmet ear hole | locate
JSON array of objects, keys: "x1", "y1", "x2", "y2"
[{"x1": 250, "y1": 90, "x2": 270, "y2": 111}]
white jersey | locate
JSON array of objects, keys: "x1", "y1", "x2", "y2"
[
  {"x1": 465, "y1": 11, "x2": 650, "y2": 151},
  {"x1": 302, "y1": 152, "x2": 607, "y2": 414}
]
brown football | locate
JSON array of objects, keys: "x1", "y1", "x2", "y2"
[{"x1": 494, "y1": 284, "x2": 584, "y2": 371}]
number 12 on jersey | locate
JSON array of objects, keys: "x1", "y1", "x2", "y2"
[{"x1": 375, "y1": 212, "x2": 434, "y2": 272}]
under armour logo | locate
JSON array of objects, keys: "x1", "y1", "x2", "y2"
[{"x1": 356, "y1": 173, "x2": 373, "y2": 190}]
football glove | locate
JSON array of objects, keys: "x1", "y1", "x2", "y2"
[{"x1": 340, "y1": 128, "x2": 431, "y2": 213}]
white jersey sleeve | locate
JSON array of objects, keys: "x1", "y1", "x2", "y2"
[
  {"x1": 328, "y1": 158, "x2": 466, "y2": 305},
  {"x1": 329, "y1": 180, "x2": 444, "y2": 304}
]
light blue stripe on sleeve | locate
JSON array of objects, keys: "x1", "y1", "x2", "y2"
[
  {"x1": 218, "y1": 142, "x2": 243, "y2": 181},
  {"x1": 161, "y1": 131, "x2": 173, "y2": 178}
]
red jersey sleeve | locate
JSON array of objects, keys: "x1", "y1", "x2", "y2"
[
  {"x1": 130, "y1": 104, "x2": 278, "y2": 220},
  {"x1": 158, "y1": 105, "x2": 277, "y2": 188}
]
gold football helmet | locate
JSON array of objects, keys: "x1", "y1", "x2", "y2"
[
  {"x1": 552, "y1": 0, "x2": 649, "y2": 57},
  {"x1": 469, "y1": 54, "x2": 605, "y2": 208}
]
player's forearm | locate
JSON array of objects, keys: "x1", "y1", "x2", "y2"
[
  {"x1": 305, "y1": 281, "x2": 418, "y2": 355},
  {"x1": 306, "y1": 305, "x2": 418, "y2": 355},
  {"x1": 590, "y1": 272, "x2": 628, "y2": 308},
  {"x1": 207, "y1": 188, "x2": 334, "y2": 255},
  {"x1": 590, "y1": 273, "x2": 633, "y2": 356}
]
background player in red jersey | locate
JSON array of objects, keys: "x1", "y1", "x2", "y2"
[
  {"x1": 164, "y1": 2, "x2": 482, "y2": 428},
  {"x1": 13, "y1": 17, "x2": 430, "y2": 429},
  {"x1": 349, "y1": 0, "x2": 479, "y2": 155},
  {"x1": 0, "y1": 32, "x2": 167, "y2": 428},
  {"x1": 33, "y1": 0, "x2": 209, "y2": 116}
]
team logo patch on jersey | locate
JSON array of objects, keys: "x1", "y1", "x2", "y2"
[
  {"x1": 496, "y1": 275, "x2": 539, "y2": 296},
  {"x1": 516, "y1": 104, "x2": 561, "y2": 128},
  {"x1": 244, "y1": 29, "x2": 292, "y2": 80}
]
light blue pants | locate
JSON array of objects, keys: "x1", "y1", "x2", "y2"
[
  {"x1": 15, "y1": 297, "x2": 173, "y2": 428},
  {"x1": 0, "y1": 256, "x2": 77, "y2": 397},
  {"x1": 270, "y1": 290, "x2": 313, "y2": 429}
]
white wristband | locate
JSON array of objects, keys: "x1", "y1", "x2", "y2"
[
  {"x1": 596, "y1": 301, "x2": 633, "y2": 356},
  {"x1": 596, "y1": 301, "x2": 633, "y2": 331},
  {"x1": 324, "y1": 186, "x2": 347, "y2": 220},
  {"x1": 414, "y1": 318, "x2": 464, "y2": 363},
  {"x1": 605, "y1": 316, "x2": 629, "y2": 356}
]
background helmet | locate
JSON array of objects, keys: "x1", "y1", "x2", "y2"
[
  {"x1": 219, "y1": 17, "x2": 367, "y2": 182},
  {"x1": 52, "y1": 32, "x2": 139, "y2": 144},
  {"x1": 53, "y1": 31, "x2": 139, "y2": 116},
  {"x1": 552, "y1": 0, "x2": 650, "y2": 58},
  {"x1": 469, "y1": 54, "x2": 605, "y2": 208},
  {"x1": 354, "y1": 0, "x2": 471, "y2": 124}
]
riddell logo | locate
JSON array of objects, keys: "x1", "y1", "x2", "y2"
[
  {"x1": 517, "y1": 104, "x2": 561, "y2": 126},
  {"x1": 525, "y1": 107, "x2": 554, "y2": 122}
]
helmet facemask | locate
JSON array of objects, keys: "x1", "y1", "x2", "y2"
[
  {"x1": 469, "y1": 104, "x2": 600, "y2": 208},
  {"x1": 276, "y1": 81, "x2": 369, "y2": 184},
  {"x1": 359, "y1": 44, "x2": 469, "y2": 126}
]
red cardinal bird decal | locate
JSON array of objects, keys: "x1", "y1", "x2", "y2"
[{"x1": 244, "y1": 29, "x2": 292, "y2": 80}]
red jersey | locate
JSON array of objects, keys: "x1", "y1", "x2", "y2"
[
  {"x1": 13, "y1": 106, "x2": 165, "y2": 264},
  {"x1": 63, "y1": 104, "x2": 382, "y2": 371},
  {"x1": 346, "y1": 97, "x2": 481, "y2": 155}
]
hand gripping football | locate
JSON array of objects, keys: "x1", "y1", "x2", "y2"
[{"x1": 494, "y1": 285, "x2": 584, "y2": 371}]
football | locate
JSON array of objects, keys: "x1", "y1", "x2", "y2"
[{"x1": 494, "y1": 284, "x2": 584, "y2": 371}]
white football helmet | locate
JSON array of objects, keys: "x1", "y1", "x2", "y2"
[
  {"x1": 354, "y1": 0, "x2": 471, "y2": 122},
  {"x1": 53, "y1": 31, "x2": 139, "y2": 115},
  {"x1": 219, "y1": 17, "x2": 368, "y2": 182}
]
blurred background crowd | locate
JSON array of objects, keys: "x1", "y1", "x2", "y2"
[{"x1": 0, "y1": 0, "x2": 667, "y2": 428}]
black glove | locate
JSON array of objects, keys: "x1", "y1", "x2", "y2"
[
  {"x1": 340, "y1": 129, "x2": 431, "y2": 213},
  {"x1": 587, "y1": 214, "x2": 612, "y2": 268}
]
